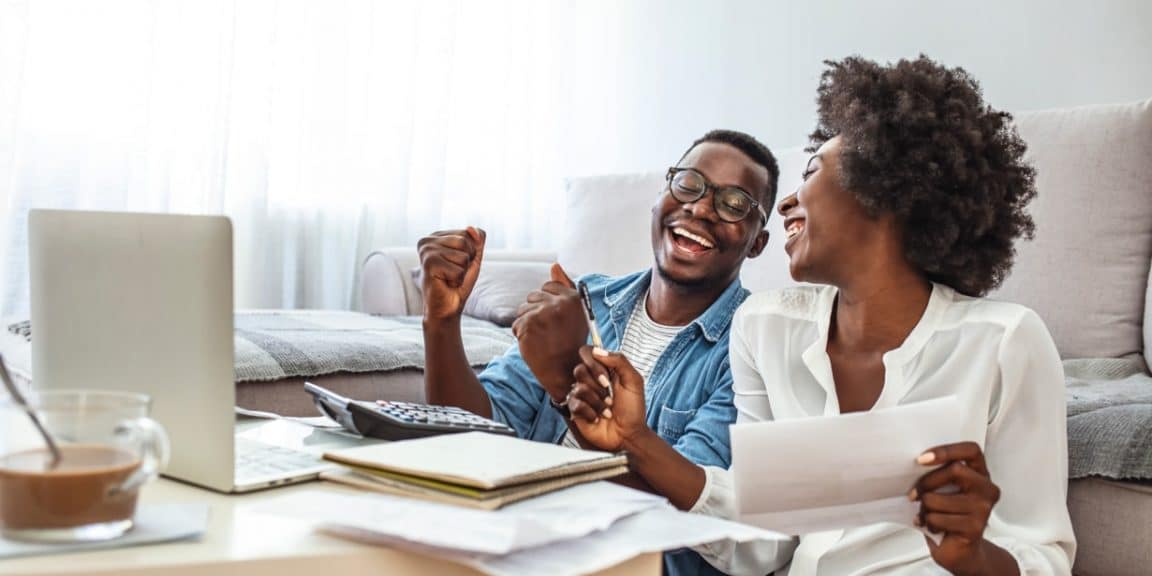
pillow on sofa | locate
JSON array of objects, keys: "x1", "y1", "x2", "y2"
[
  {"x1": 558, "y1": 172, "x2": 665, "y2": 278},
  {"x1": 411, "y1": 261, "x2": 553, "y2": 327},
  {"x1": 991, "y1": 98, "x2": 1152, "y2": 360}
]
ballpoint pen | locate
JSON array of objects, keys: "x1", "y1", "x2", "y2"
[{"x1": 577, "y1": 281, "x2": 612, "y2": 400}]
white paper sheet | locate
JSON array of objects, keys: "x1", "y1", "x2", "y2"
[
  {"x1": 459, "y1": 507, "x2": 790, "y2": 576},
  {"x1": 731, "y1": 395, "x2": 973, "y2": 535},
  {"x1": 234, "y1": 406, "x2": 344, "y2": 429},
  {"x1": 284, "y1": 489, "x2": 790, "y2": 576},
  {"x1": 255, "y1": 481, "x2": 669, "y2": 555}
]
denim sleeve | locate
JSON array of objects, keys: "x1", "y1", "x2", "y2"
[
  {"x1": 477, "y1": 344, "x2": 569, "y2": 444},
  {"x1": 669, "y1": 362, "x2": 736, "y2": 469}
]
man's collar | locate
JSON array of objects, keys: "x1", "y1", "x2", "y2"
[{"x1": 603, "y1": 270, "x2": 747, "y2": 343}]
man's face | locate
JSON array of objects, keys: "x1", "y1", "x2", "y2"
[{"x1": 650, "y1": 142, "x2": 770, "y2": 289}]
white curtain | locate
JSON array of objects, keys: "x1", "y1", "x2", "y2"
[{"x1": 0, "y1": 0, "x2": 563, "y2": 317}]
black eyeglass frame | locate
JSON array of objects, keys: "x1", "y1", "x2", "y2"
[{"x1": 665, "y1": 167, "x2": 768, "y2": 226}]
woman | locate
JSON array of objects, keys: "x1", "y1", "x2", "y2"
[{"x1": 566, "y1": 55, "x2": 1075, "y2": 574}]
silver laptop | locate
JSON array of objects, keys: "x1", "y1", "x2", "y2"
[{"x1": 29, "y1": 209, "x2": 331, "y2": 492}]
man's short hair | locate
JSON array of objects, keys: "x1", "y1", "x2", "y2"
[{"x1": 678, "y1": 129, "x2": 779, "y2": 207}]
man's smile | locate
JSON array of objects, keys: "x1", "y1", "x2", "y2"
[{"x1": 668, "y1": 224, "x2": 716, "y2": 256}]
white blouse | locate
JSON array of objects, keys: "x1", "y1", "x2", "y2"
[{"x1": 692, "y1": 283, "x2": 1076, "y2": 575}]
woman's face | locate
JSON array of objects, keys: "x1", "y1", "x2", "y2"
[{"x1": 776, "y1": 136, "x2": 885, "y2": 285}]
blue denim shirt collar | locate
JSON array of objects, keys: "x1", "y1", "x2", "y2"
[{"x1": 601, "y1": 269, "x2": 746, "y2": 343}]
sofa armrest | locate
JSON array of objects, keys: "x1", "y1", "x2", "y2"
[
  {"x1": 360, "y1": 249, "x2": 416, "y2": 316},
  {"x1": 359, "y1": 247, "x2": 558, "y2": 316}
]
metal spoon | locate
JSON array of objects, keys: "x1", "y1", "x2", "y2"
[{"x1": 0, "y1": 353, "x2": 61, "y2": 469}]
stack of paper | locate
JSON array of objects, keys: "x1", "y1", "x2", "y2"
[
  {"x1": 254, "y1": 482, "x2": 791, "y2": 576},
  {"x1": 321, "y1": 431, "x2": 629, "y2": 509}
]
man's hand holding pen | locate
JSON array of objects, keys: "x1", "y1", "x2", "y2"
[{"x1": 511, "y1": 263, "x2": 588, "y2": 404}]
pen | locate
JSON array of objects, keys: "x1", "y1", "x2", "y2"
[
  {"x1": 577, "y1": 281, "x2": 603, "y2": 348},
  {"x1": 577, "y1": 281, "x2": 611, "y2": 400}
]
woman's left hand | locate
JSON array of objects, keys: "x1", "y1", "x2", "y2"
[
  {"x1": 566, "y1": 346, "x2": 648, "y2": 452},
  {"x1": 911, "y1": 441, "x2": 1009, "y2": 576}
]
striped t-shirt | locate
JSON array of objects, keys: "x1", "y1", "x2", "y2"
[
  {"x1": 618, "y1": 292, "x2": 684, "y2": 380},
  {"x1": 561, "y1": 292, "x2": 683, "y2": 448}
]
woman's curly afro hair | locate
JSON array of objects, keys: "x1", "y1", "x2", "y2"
[{"x1": 810, "y1": 55, "x2": 1036, "y2": 297}]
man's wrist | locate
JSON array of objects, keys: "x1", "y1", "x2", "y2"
[
  {"x1": 423, "y1": 314, "x2": 462, "y2": 334},
  {"x1": 540, "y1": 374, "x2": 573, "y2": 405},
  {"x1": 547, "y1": 388, "x2": 571, "y2": 418}
]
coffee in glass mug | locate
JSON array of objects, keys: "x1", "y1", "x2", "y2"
[{"x1": 0, "y1": 390, "x2": 169, "y2": 542}]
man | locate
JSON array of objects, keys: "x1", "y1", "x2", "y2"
[{"x1": 418, "y1": 129, "x2": 777, "y2": 575}]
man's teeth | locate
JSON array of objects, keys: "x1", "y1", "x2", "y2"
[
  {"x1": 786, "y1": 221, "x2": 804, "y2": 240},
  {"x1": 673, "y1": 228, "x2": 714, "y2": 248}
]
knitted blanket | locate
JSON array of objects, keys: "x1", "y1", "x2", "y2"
[
  {"x1": 7, "y1": 310, "x2": 516, "y2": 383},
  {"x1": 1064, "y1": 357, "x2": 1152, "y2": 480},
  {"x1": 8, "y1": 318, "x2": 1150, "y2": 479}
]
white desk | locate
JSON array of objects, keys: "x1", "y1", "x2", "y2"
[
  {"x1": 3, "y1": 478, "x2": 660, "y2": 576},
  {"x1": 3, "y1": 418, "x2": 659, "y2": 576}
]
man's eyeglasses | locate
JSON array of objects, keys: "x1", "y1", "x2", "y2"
[{"x1": 666, "y1": 167, "x2": 767, "y2": 225}]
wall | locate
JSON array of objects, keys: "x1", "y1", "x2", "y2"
[{"x1": 546, "y1": 0, "x2": 1152, "y2": 179}]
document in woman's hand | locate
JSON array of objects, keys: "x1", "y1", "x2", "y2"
[{"x1": 730, "y1": 395, "x2": 973, "y2": 535}]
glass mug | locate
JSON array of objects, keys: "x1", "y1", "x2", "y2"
[{"x1": 0, "y1": 390, "x2": 169, "y2": 542}]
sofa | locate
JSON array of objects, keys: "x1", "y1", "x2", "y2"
[{"x1": 360, "y1": 98, "x2": 1152, "y2": 576}]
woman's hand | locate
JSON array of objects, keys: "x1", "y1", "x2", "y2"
[
  {"x1": 565, "y1": 346, "x2": 647, "y2": 452},
  {"x1": 911, "y1": 442, "x2": 1018, "y2": 576}
]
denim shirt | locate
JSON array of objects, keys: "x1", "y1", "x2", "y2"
[{"x1": 478, "y1": 269, "x2": 748, "y2": 576}]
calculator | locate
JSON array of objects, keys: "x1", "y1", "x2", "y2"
[{"x1": 303, "y1": 382, "x2": 517, "y2": 441}]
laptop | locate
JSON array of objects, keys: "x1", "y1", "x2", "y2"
[{"x1": 29, "y1": 209, "x2": 332, "y2": 492}]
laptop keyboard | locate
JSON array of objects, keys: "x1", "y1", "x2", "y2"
[{"x1": 235, "y1": 437, "x2": 327, "y2": 481}]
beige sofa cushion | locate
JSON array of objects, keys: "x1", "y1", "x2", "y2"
[
  {"x1": 1068, "y1": 477, "x2": 1152, "y2": 576},
  {"x1": 1146, "y1": 256, "x2": 1151, "y2": 368},
  {"x1": 411, "y1": 261, "x2": 553, "y2": 326},
  {"x1": 991, "y1": 99, "x2": 1152, "y2": 359}
]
